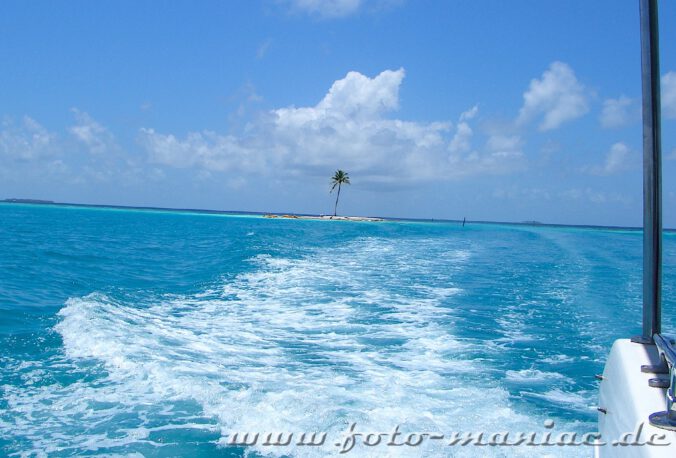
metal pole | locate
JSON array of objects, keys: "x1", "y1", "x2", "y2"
[{"x1": 640, "y1": 0, "x2": 662, "y2": 342}]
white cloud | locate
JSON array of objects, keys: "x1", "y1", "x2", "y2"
[
  {"x1": 447, "y1": 106, "x2": 524, "y2": 176},
  {"x1": 585, "y1": 142, "x2": 632, "y2": 175},
  {"x1": 486, "y1": 134, "x2": 521, "y2": 153},
  {"x1": 280, "y1": 0, "x2": 402, "y2": 18},
  {"x1": 69, "y1": 109, "x2": 117, "y2": 155},
  {"x1": 281, "y1": 68, "x2": 404, "y2": 120},
  {"x1": 517, "y1": 61, "x2": 589, "y2": 131},
  {"x1": 282, "y1": 0, "x2": 362, "y2": 18},
  {"x1": 602, "y1": 142, "x2": 631, "y2": 174},
  {"x1": 449, "y1": 122, "x2": 472, "y2": 154},
  {"x1": 600, "y1": 96, "x2": 637, "y2": 128},
  {"x1": 449, "y1": 105, "x2": 478, "y2": 154},
  {"x1": 139, "y1": 129, "x2": 265, "y2": 173},
  {"x1": 449, "y1": 132, "x2": 525, "y2": 176},
  {"x1": 560, "y1": 188, "x2": 631, "y2": 205},
  {"x1": 141, "y1": 69, "x2": 525, "y2": 184},
  {"x1": 0, "y1": 114, "x2": 133, "y2": 185},
  {"x1": 0, "y1": 116, "x2": 55, "y2": 160},
  {"x1": 663, "y1": 72, "x2": 676, "y2": 119},
  {"x1": 459, "y1": 105, "x2": 478, "y2": 122}
]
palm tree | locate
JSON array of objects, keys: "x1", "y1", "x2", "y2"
[{"x1": 330, "y1": 170, "x2": 350, "y2": 216}]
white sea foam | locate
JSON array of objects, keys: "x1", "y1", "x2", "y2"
[
  {"x1": 505, "y1": 369, "x2": 573, "y2": 385},
  {"x1": 541, "y1": 354, "x2": 576, "y2": 364},
  {"x1": 3, "y1": 237, "x2": 591, "y2": 457},
  {"x1": 521, "y1": 389, "x2": 595, "y2": 415}
]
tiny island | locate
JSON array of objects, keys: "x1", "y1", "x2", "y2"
[
  {"x1": 263, "y1": 214, "x2": 384, "y2": 222},
  {"x1": 263, "y1": 170, "x2": 384, "y2": 222}
]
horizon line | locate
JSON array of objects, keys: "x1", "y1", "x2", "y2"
[{"x1": 2, "y1": 198, "x2": 674, "y2": 233}]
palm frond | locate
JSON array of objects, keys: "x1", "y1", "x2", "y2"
[{"x1": 330, "y1": 169, "x2": 350, "y2": 185}]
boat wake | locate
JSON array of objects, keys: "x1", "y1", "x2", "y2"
[{"x1": 3, "y1": 236, "x2": 592, "y2": 457}]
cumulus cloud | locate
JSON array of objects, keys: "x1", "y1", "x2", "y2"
[
  {"x1": 0, "y1": 114, "x2": 134, "y2": 185},
  {"x1": 585, "y1": 142, "x2": 632, "y2": 175},
  {"x1": 446, "y1": 149, "x2": 524, "y2": 178},
  {"x1": 69, "y1": 109, "x2": 117, "y2": 155},
  {"x1": 450, "y1": 132, "x2": 524, "y2": 176},
  {"x1": 287, "y1": 68, "x2": 404, "y2": 119},
  {"x1": 602, "y1": 142, "x2": 631, "y2": 174},
  {"x1": 140, "y1": 128, "x2": 265, "y2": 173},
  {"x1": 600, "y1": 96, "x2": 637, "y2": 128},
  {"x1": 449, "y1": 122, "x2": 472, "y2": 154},
  {"x1": 141, "y1": 69, "x2": 524, "y2": 184},
  {"x1": 517, "y1": 61, "x2": 589, "y2": 131},
  {"x1": 0, "y1": 116, "x2": 56, "y2": 160},
  {"x1": 486, "y1": 134, "x2": 521, "y2": 153},
  {"x1": 449, "y1": 105, "x2": 478, "y2": 154},
  {"x1": 279, "y1": 0, "x2": 403, "y2": 18},
  {"x1": 459, "y1": 105, "x2": 478, "y2": 122},
  {"x1": 663, "y1": 71, "x2": 676, "y2": 119}
]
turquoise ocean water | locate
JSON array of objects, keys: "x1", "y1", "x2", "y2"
[{"x1": 1, "y1": 202, "x2": 675, "y2": 457}]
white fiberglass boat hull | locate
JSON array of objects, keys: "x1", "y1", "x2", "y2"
[{"x1": 596, "y1": 339, "x2": 676, "y2": 457}]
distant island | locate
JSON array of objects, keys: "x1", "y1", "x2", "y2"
[{"x1": 2, "y1": 198, "x2": 55, "y2": 204}]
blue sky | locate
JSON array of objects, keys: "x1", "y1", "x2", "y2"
[{"x1": 1, "y1": 0, "x2": 675, "y2": 227}]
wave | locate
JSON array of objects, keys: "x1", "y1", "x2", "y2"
[{"x1": 4, "y1": 237, "x2": 591, "y2": 457}]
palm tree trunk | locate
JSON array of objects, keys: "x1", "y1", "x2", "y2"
[{"x1": 334, "y1": 183, "x2": 341, "y2": 216}]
